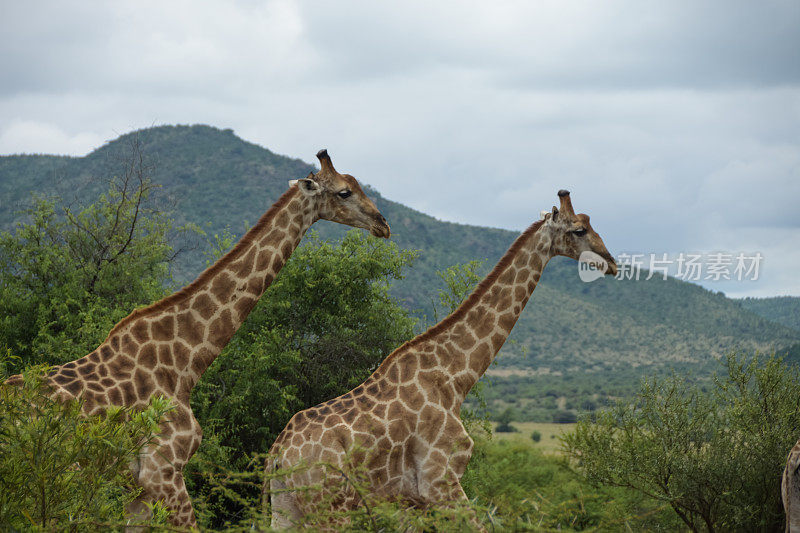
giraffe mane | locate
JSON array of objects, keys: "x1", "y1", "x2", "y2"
[
  {"x1": 101, "y1": 186, "x2": 301, "y2": 343},
  {"x1": 375, "y1": 218, "x2": 545, "y2": 373}
]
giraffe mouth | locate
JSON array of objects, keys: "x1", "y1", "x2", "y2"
[
  {"x1": 603, "y1": 255, "x2": 618, "y2": 276},
  {"x1": 370, "y1": 223, "x2": 391, "y2": 238}
]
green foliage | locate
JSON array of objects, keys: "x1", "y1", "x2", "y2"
[
  {"x1": 185, "y1": 447, "x2": 270, "y2": 531},
  {"x1": 563, "y1": 352, "x2": 800, "y2": 532},
  {"x1": 430, "y1": 259, "x2": 484, "y2": 323},
  {"x1": 0, "y1": 142, "x2": 192, "y2": 374},
  {"x1": 189, "y1": 439, "x2": 673, "y2": 532},
  {"x1": 267, "y1": 445, "x2": 482, "y2": 532},
  {"x1": 0, "y1": 362, "x2": 172, "y2": 530},
  {"x1": 531, "y1": 430, "x2": 542, "y2": 442},
  {"x1": 461, "y1": 437, "x2": 676, "y2": 531}
]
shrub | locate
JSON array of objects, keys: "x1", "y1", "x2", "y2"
[
  {"x1": 0, "y1": 362, "x2": 172, "y2": 529},
  {"x1": 460, "y1": 437, "x2": 674, "y2": 530},
  {"x1": 494, "y1": 407, "x2": 519, "y2": 433},
  {"x1": 563, "y1": 353, "x2": 800, "y2": 532},
  {"x1": 266, "y1": 446, "x2": 483, "y2": 531}
]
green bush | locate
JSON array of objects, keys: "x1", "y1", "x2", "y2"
[
  {"x1": 563, "y1": 353, "x2": 800, "y2": 532},
  {"x1": 268, "y1": 446, "x2": 481, "y2": 532},
  {"x1": 494, "y1": 406, "x2": 518, "y2": 433},
  {"x1": 460, "y1": 437, "x2": 674, "y2": 530},
  {"x1": 531, "y1": 430, "x2": 542, "y2": 442},
  {"x1": 0, "y1": 362, "x2": 172, "y2": 530}
]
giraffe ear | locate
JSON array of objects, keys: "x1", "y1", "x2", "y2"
[
  {"x1": 551, "y1": 206, "x2": 559, "y2": 222},
  {"x1": 290, "y1": 175, "x2": 322, "y2": 196}
]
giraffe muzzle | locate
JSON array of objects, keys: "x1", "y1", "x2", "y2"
[
  {"x1": 604, "y1": 256, "x2": 618, "y2": 276},
  {"x1": 370, "y1": 214, "x2": 391, "y2": 238},
  {"x1": 371, "y1": 222, "x2": 391, "y2": 238}
]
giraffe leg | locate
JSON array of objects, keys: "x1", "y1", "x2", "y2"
[
  {"x1": 269, "y1": 454, "x2": 336, "y2": 530},
  {"x1": 270, "y1": 475, "x2": 303, "y2": 530},
  {"x1": 419, "y1": 469, "x2": 484, "y2": 531},
  {"x1": 124, "y1": 494, "x2": 152, "y2": 530},
  {"x1": 413, "y1": 427, "x2": 474, "y2": 509},
  {"x1": 127, "y1": 427, "x2": 200, "y2": 530},
  {"x1": 125, "y1": 477, "x2": 196, "y2": 530},
  {"x1": 420, "y1": 468, "x2": 470, "y2": 507},
  {"x1": 414, "y1": 444, "x2": 483, "y2": 531},
  {"x1": 163, "y1": 470, "x2": 197, "y2": 529}
]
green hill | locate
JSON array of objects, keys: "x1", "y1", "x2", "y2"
[
  {"x1": 737, "y1": 296, "x2": 800, "y2": 332},
  {"x1": 2, "y1": 125, "x2": 797, "y2": 383}
]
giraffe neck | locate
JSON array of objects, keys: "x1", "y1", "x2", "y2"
[
  {"x1": 379, "y1": 220, "x2": 553, "y2": 407},
  {"x1": 102, "y1": 186, "x2": 317, "y2": 393}
]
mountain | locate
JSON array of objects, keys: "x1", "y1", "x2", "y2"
[
  {"x1": 2, "y1": 125, "x2": 798, "y2": 380},
  {"x1": 737, "y1": 296, "x2": 800, "y2": 332}
]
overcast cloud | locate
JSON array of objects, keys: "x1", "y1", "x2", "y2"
[{"x1": 1, "y1": 0, "x2": 798, "y2": 296}]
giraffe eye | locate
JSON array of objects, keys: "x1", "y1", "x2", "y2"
[
  {"x1": 338, "y1": 190, "x2": 352, "y2": 199},
  {"x1": 572, "y1": 228, "x2": 587, "y2": 236}
]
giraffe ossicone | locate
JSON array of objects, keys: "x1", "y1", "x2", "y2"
[
  {"x1": 267, "y1": 189, "x2": 617, "y2": 529},
  {"x1": 3, "y1": 150, "x2": 389, "y2": 529}
]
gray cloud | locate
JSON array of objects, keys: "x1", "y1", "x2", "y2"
[
  {"x1": 0, "y1": 0, "x2": 798, "y2": 296},
  {"x1": 299, "y1": 1, "x2": 800, "y2": 89}
]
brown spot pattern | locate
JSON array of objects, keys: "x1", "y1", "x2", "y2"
[
  {"x1": 140, "y1": 343, "x2": 157, "y2": 369},
  {"x1": 208, "y1": 310, "x2": 234, "y2": 348},
  {"x1": 152, "y1": 315, "x2": 175, "y2": 341},
  {"x1": 177, "y1": 312, "x2": 203, "y2": 347},
  {"x1": 192, "y1": 293, "x2": 216, "y2": 321},
  {"x1": 210, "y1": 272, "x2": 236, "y2": 303}
]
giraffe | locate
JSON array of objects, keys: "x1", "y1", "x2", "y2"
[
  {"x1": 266, "y1": 190, "x2": 617, "y2": 529},
  {"x1": 783, "y1": 439, "x2": 800, "y2": 532},
  {"x1": 3, "y1": 150, "x2": 390, "y2": 529}
]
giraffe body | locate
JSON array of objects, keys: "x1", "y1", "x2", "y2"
[
  {"x1": 268, "y1": 190, "x2": 617, "y2": 528},
  {"x1": 4, "y1": 151, "x2": 389, "y2": 528},
  {"x1": 784, "y1": 439, "x2": 800, "y2": 532}
]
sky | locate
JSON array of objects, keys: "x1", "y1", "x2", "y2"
[{"x1": 1, "y1": 1, "x2": 798, "y2": 297}]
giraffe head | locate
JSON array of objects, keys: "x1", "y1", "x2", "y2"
[
  {"x1": 542, "y1": 189, "x2": 618, "y2": 276},
  {"x1": 289, "y1": 149, "x2": 391, "y2": 238}
]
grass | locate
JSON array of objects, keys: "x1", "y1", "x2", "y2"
[{"x1": 493, "y1": 422, "x2": 576, "y2": 454}]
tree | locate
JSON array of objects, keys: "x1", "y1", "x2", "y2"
[
  {"x1": 563, "y1": 353, "x2": 800, "y2": 532},
  {"x1": 552, "y1": 410, "x2": 577, "y2": 424},
  {"x1": 0, "y1": 138, "x2": 193, "y2": 373},
  {"x1": 0, "y1": 358, "x2": 171, "y2": 529},
  {"x1": 495, "y1": 407, "x2": 518, "y2": 433}
]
